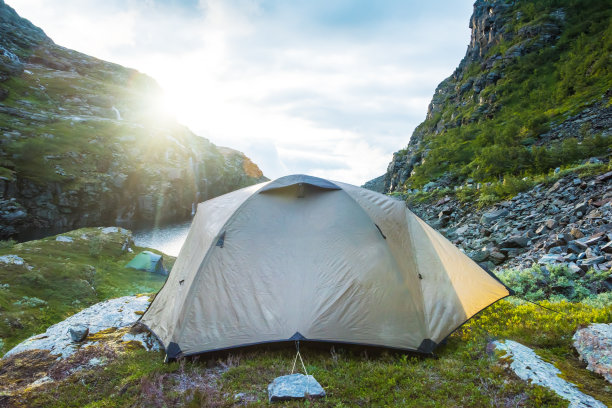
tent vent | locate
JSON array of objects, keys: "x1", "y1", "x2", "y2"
[
  {"x1": 297, "y1": 183, "x2": 305, "y2": 198},
  {"x1": 216, "y1": 231, "x2": 225, "y2": 248},
  {"x1": 375, "y1": 224, "x2": 386, "y2": 239},
  {"x1": 179, "y1": 279, "x2": 184, "y2": 285}
]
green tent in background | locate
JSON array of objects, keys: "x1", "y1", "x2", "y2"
[{"x1": 126, "y1": 251, "x2": 167, "y2": 275}]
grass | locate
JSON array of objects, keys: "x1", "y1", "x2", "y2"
[
  {"x1": 0, "y1": 228, "x2": 610, "y2": 407},
  {"x1": 6, "y1": 299, "x2": 609, "y2": 407},
  {"x1": 0, "y1": 228, "x2": 170, "y2": 354}
]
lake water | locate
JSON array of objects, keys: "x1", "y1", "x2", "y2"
[
  {"x1": 16, "y1": 219, "x2": 194, "y2": 257},
  {"x1": 131, "y1": 220, "x2": 192, "y2": 257}
]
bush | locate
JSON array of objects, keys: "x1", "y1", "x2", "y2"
[
  {"x1": 499, "y1": 264, "x2": 609, "y2": 302},
  {"x1": 0, "y1": 239, "x2": 16, "y2": 249}
]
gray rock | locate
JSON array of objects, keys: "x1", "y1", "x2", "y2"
[
  {"x1": 538, "y1": 254, "x2": 563, "y2": 264},
  {"x1": 580, "y1": 256, "x2": 605, "y2": 266},
  {"x1": 489, "y1": 250, "x2": 506, "y2": 265},
  {"x1": 493, "y1": 340, "x2": 606, "y2": 408},
  {"x1": 573, "y1": 324, "x2": 612, "y2": 384},
  {"x1": 469, "y1": 249, "x2": 490, "y2": 262},
  {"x1": 480, "y1": 209, "x2": 509, "y2": 224},
  {"x1": 56, "y1": 235, "x2": 73, "y2": 243},
  {"x1": 4, "y1": 295, "x2": 151, "y2": 358},
  {"x1": 500, "y1": 235, "x2": 528, "y2": 248},
  {"x1": 0, "y1": 254, "x2": 25, "y2": 265},
  {"x1": 574, "y1": 201, "x2": 589, "y2": 214},
  {"x1": 544, "y1": 219, "x2": 558, "y2": 229},
  {"x1": 68, "y1": 324, "x2": 89, "y2": 342},
  {"x1": 268, "y1": 374, "x2": 325, "y2": 402}
]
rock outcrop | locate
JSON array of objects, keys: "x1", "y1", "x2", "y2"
[
  {"x1": 492, "y1": 339, "x2": 606, "y2": 408},
  {"x1": 376, "y1": 0, "x2": 611, "y2": 193},
  {"x1": 0, "y1": 0, "x2": 266, "y2": 239}
]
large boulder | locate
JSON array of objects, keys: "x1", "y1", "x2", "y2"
[{"x1": 573, "y1": 323, "x2": 612, "y2": 384}]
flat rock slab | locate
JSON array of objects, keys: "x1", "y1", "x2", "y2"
[
  {"x1": 573, "y1": 323, "x2": 612, "y2": 384},
  {"x1": 268, "y1": 373, "x2": 325, "y2": 402},
  {"x1": 493, "y1": 340, "x2": 605, "y2": 408},
  {"x1": 3, "y1": 295, "x2": 154, "y2": 359}
]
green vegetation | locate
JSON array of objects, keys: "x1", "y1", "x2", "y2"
[
  {"x1": 7, "y1": 299, "x2": 609, "y2": 407},
  {"x1": 403, "y1": 0, "x2": 612, "y2": 189},
  {"x1": 0, "y1": 229, "x2": 609, "y2": 406},
  {"x1": 405, "y1": 161, "x2": 610, "y2": 208},
  {"x1": 0, "y1": 228, "x2": 169, "y2": 353},
  {"x1": 500, "y1": 264, "x2": 611, "y2": 304}
]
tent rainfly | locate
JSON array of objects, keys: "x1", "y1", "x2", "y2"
[
  {"x1": 126, "y1": 251, "x2": 167, "y2": 275},
  {"x1": 141, "y1": 175, "x2": 511, "y2": 359}
]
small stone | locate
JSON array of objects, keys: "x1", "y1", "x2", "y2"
[
  {"x1": 570, "y1": 228, "x2": 584, "y2": 239},
  {"x1": 469, "y1": 249, "x2": 489, "y2": 262},
  {"x1": 538, "y1": 254, "x2": 563, "y2": 264},
  {"x1": 544, "y1": 219, "x2": 557, "y2": 229},
  {"x1": 567, "y1": 263, "x2": 582, "y2": 274},
  {"x1": 268, "y1": 374, "x2": 326, "y2": 402},
  {"x1": 480, "y1": 209, "x2": 509, "y2": 224},
  {"x1": 0, "y1": 255, "x2": 25, "y2": 265},
  {"x1": 489, "y1": 251, "x2": 506, "y2": 264},
  {"x1": 601, "y1": 241, "x2": 612, "y2": 254},
  {"x1": 583, "y1": 234, "x2": 605, "y2": 246},
  {"x1": 500, "y1": 235, "x2": 529, "y2": 248},
  {"x1": 56, "y1": 235, "x2": 73, "y2": 243},
  {"x1": 581, "y1": 256, "x2": 605, "y2": 266},
  {"x1": 68, "y1": 325, "x2": 89, "y2": 342},
  {"x1": 568, "y1": 240, "x2": 588, "y2": 251},
  {"x1": 574, "y1": 201, "x2": 588, "y2": 214}
]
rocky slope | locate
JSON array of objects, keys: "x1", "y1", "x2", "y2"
[
  {"x1": 0, "y1": 0, "x2": 265, "y2": 239},
  {"x1": 406, "y1": 168, "x2": 612, "y2": 280},
  {"x1": 374, "y1": 0, "x2": 611, "y2": 193}
]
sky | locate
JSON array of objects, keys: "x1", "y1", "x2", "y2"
[{"x1": 10, "y1": 0, "x2": 474, "y2": 185}]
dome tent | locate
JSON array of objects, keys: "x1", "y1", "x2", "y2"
[
  {"x1": 126, "y1": 251, "x2": 167, "y2": 275},
  {"x1": 141, "y1": 175, "x2": 511, "y2": 360}
]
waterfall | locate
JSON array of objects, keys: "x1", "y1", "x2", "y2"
[{"x1": 111, "y1": 106, "x2": 122, "y2": 120}]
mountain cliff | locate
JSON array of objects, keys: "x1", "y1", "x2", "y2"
[
  {"x1": 376, "y1": 0, "x2": 611, "y2": 193},
  {"x1": 0, "y1": 0, "x2": 265, "y2": 239}
]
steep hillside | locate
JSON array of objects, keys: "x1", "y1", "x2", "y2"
[
  {"x1": 379, "y1": 0, "x2": 611, "y2": 193},
  {"x1": 0, "y1": 0, "x2": 265, "y2": 239}
]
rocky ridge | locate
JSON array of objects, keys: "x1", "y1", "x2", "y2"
[
  {"x1": 0, "y1": 0, "x2": 265, "y2": 239},
  {"x1": 406, "y1": 170, "x2": 612, "y2": 277},
  {"x1": 376, "y1": 0, "x2": 611, "y2": 193}
]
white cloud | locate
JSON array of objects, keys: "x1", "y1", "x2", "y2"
[{"x1": 9, "y1": 0, "x2": 473, "y2": 185}]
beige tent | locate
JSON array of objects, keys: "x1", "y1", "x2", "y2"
[{"x1": 141, "y1": 174, "x2": 511, "y2": 359}]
